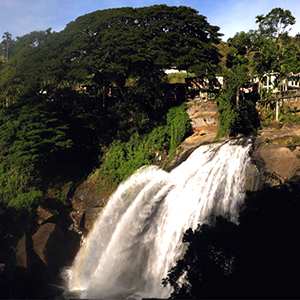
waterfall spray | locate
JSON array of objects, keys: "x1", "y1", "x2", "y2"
[{"x1": 66, "y1": 138, "x2": 253, "y2": 299}]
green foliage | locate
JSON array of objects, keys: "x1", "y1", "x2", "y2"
[
  {"x1": 1, "y1": 5, "x2": 214, "y2": 213},
  {"x1": 227, "y1": 31, "x2": 252, "y2": 56},
  {"x1": 163, "y1": 182, "x2": 300, "y2": 299},
  {"x1": 260, "y1": 104, "x2": 300, "y2": 127},
  {"x1": 251, "y1": 8, "x2": 300, "y2": 80},
  {"x1": 272, "y1": 136, "x2": 300, "y2": 148},
  {"x1": 0, "y1": 166, "x2": 42, "y2": 211},
  {"x1": 95, "y1": 104, "x2": 190, "y2": 194},
  {"x1": 0, "y1": 97, "x2": 73, "y2": 210},
  {"x1": 95, "y1": 136, "x2": 155, "y2": 193},
  {"x1": 166, "y1": 104, "x2": 191, "y2": 162},
  {"x1": 0, "y1": 6, "x2": 222, "y2": 106},
  {"x1": 256, "y1": 8, "x2": 296, "y2": 39},
  {"x1": 217, "y1": 28, "x2": 260, "y2": 139},
  {"x1": 215, "y1": 90, "x2": 236, "y2": 138},
  {"x1": 259, "y1": 107, "x2": 275, "y2": 127},
  {"x1": 279, "y1": 110, "x2": 300, "y2": 124},
  {"x1": 1, "y1": 32, "x2": 15, "y2": 61},
  {"x1": 226, "y1": 31, "x2": 252, "y2": 69},
  {"x1": 215, "y1": 67, "x2": 259, "y2": 139},
  {"x1": 287, "y1": 136, "x2": 300, "y2": 146}
]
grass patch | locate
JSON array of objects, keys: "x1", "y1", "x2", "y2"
[{"x1": 167, "y1": 72, "x2": 194, "y2": 84}]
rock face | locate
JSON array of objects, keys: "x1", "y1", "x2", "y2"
[
  {"x1": 186, "y1": 101, "x2": 219, "y2": 129},
  {"x1": 253, "y1": 142, "x2": 300, "y2": 187},
  {"x1": 32, "y1": 223, "x2": 66, "y2": 272},
  {"x1": 168, "y1": 102, "x2": 219, "y2": 171},
  {"x1": 1, "y1": 178, "x2": 108, "y2": 298},
  {"x1": 15, "y1": 234, "x2": 30, "y2": 269},
  {"x1": 0, "y1": 205, "x2": 83, "y2": 299},
  {"x1": 70, "y1": 180, "x2": 108, "y2": 233},
  {"x1": 245, "y1": 163, "x2": 260, "y2": 191}
]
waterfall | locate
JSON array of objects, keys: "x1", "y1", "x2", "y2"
[{"x1": 66, "y1": 138, "x2": 253, "y2": 299}]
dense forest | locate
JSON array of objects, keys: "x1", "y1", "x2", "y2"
[
  {"x1": 0, "y1": 5, "x2": 222, "y2": 213},
  {"x1": 1, "y1": 4, "x2": 300, "y2": 298}
]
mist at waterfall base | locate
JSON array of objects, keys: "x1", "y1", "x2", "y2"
[{"x1": 65, "y1": 138, "x2": 253, "y2": 299}]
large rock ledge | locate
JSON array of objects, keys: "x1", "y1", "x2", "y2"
[{"x1": 253, "y1": 128, "x2": 300, "y2": 187}]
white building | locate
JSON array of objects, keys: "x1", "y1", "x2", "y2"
[{"x1": 261, "y1": 72, "x2": 300, "y2": 92}]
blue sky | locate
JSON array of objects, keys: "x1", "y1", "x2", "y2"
[{"x1": 1, "y1": 0, "x2": 300, "y2": 41}]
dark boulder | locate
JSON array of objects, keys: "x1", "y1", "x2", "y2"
[
  {"x1": 32, "y1": 222, "x2": 66, "y2": 276},
  {"x1": 71, "y1": 180, "x2": 107, "y2": 232}
]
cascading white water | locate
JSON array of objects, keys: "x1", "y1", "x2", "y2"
[{"x1": 66, "y1": 138, "x2": 253, "y2": 299}]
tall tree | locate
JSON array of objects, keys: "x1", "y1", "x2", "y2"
[
  {"x1": 252, "y1": 8, "x2": 299, "y2": 89},
  {"x1": 1, "y1": 31, "x2": 14, "y2": 61},
  {"x1": 0, "y1": 5, "x2": 222, "y2": 139},
  {"x1": 256, "y1": 7, "x2": 296, "y2": 39}
]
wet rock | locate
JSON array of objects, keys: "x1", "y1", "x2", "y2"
[
  {"x1": 246, "y1": 163, "x2": 260, "y2": 191},
  {"x1": 71, "y1": 180, "x2": 107, "y2": 232}
]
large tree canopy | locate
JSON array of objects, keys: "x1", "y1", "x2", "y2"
[
  {"x1": 252, "y1": 8, "x2": 299, "y2": 79},
  {"x1": 0, "y1": 6, "x2": 222, "y2": 100},
  {"x1": 59, "y1": 5, "x2": 222, "y2": 91},
  {"x1": 256, "y1": 7, "x2": 296, "y2": 39}
]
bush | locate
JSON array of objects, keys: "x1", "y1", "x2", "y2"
[
  {"x1": 215, "y1": 68, "x2": 259, "y2": 139},
  {"x1": 94, "y1": 104, "x2": 190, "y2": 194}
]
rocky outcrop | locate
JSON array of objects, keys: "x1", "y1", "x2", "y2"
[
  {"x1": 70, "y1": 180, "x2": 108, "y2": 233},
  {"x1": 0, "y1": 204, "x2": 83, "y2": 299},
  {"x1": 186, "y1": 102, "x2": 218, "y2": 129},
  {"x1": 15, "y1": 234, "x2": 30, "y2": 270},
  {"x1": 0, "y1": 178, "x2": 107, "y2": 298},
  {"x1": 253, "y1": 141, "x2": 300, "y2": 187},
  {"x1": 168, "y1": 102, "x2": 219, "y2": 171},
  {"x1": 32, "y1": 223, "x2": 66, "y2": 272},
  {"x1": 186, "y1": 101, "x2": 219, "y2": 129},
  {"x1": 245, "y1": 163, "x2": 260, "y2": 191}
]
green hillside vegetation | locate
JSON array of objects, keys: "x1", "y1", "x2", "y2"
[{"x1": 0, "y1": 5, "x2": 221, "y2": 215}]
